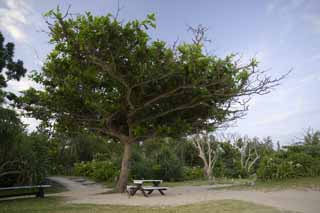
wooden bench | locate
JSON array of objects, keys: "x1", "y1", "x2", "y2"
[{"x1": 0, "y1": 185, "x2": 51, "y2": 198}]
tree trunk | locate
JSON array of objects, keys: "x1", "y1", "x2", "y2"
[
  {"x1": 205, "y1": 166, "x2": 212, "y2": 179},
  {"x1": 116, "y1": 141, "x2": 132, "y2": 192}
]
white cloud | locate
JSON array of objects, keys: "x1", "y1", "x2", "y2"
[{"x1": 0, "y1": 0, "x2": 35, "y2": 42}]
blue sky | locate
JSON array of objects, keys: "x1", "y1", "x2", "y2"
[{"x1": 0, "y1": 0, "x2": 319, "y2": 145}]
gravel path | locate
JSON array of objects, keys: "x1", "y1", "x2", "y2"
[{"x1": 50, "y1": 176, "x2": 320, "y2": 213}]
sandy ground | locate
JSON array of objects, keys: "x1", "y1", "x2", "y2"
[{"x1": 49, "y1": 176, "x2": 320, "y2": 213}]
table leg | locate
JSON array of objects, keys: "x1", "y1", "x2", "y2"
[
  {"x1": 141, "y1": 188, "x2": 148, "y2": 197},
  {"x1": 131, "y1": 187, "x2": 139, "y2": 196},
  {"x1": 158, "y1": 189, "x2": 165, "y2": 195},
  {"x1": 147, "y1": 190, "x2": 153, "y2": 195},
  {"x1": 36, "y1": 187, "x2": 44, "y2": 198}
]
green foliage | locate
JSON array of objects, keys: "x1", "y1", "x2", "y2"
[
  {"x1": 19, "y1": 8, "x2": 276, "y2": 145},
  {"x1": 130, "y1": 158, "x2": 155, "y2": 180},
  {"x1": 18, "y1": 9, "x2": 283, "y2": 190},
  {"x1": 302, "y1": 128, "x2": 320, "y2": 145},
  {"x1": 0, "y1": 31, "x2": 27, "y2": 95},
  {"x1": 152, "y1": 146, "x2": 184, "y2": 181},
  {"x1": 19, "y1": 133, "x2": 50, "y2": 184},
  {"x1": 0, "y1": 132, "x2": 51, "y2": 186},
  {"x1": 74, "y1": 160, "x2": 119, "y2": 182},
  {"x1": 182, "y1": 166, "x2": 204, "y2": 180},
  {"x1": 257, "y1": 155, "x2": 295, "y2": 180},
  {"x1": 287, "y1": 153, "x2": 314, "y2": 176},
  {"x1": 48, "y1": 133, "x2": 122, "y2": 175},
  {"x1": 286, "y1": 145, "x2": 320, "y2": 157},
  {"x1": 214, "y1": 141, "x2": 242, "y2": 178},
  {"x1": 257, "y1": 148, "x2": 320, "y2": 181},
  {"x1": 130, "y1": 141, "x2": 184, "y2": 181}
]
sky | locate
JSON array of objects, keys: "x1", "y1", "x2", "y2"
[{"x1": 0, "y1": 0, "x2": 319, "y2": 145}]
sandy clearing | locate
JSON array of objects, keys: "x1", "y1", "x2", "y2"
[{"x1": 50, "y1": 176, "x2": 320, "y2": 213}]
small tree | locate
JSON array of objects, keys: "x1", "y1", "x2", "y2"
[
  {"x1": 19, "y1": 9, "x2": 286, "y2": 192},
  {"x1": 191, "y1": 132, "x2": 224, "y2": 180},
  {"x1": 235, "y1": 136, "x2": 260, "y2": 176}
]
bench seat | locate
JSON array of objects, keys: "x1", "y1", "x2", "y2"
[{"x1": 142, "y1": 186, "x2": 168, "y2": 190}]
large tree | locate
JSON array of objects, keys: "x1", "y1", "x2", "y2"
[{"x1": 19, "y1": 9, "x2": 285, "y2": 192}]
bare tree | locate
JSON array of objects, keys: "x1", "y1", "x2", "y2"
[
  {"x1": 236, "y1": 136, "x2": 260, "y2": 175},
  {"x1": 191, "y1": 132, "x2": 224, "y2": 181}
]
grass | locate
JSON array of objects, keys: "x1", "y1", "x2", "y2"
[
  {"x1": 214, "y1": 176, "x2": 320, "y2": 191},
  {"x1": 0, "y1": 197, "x2": 291, "y2": 213}
]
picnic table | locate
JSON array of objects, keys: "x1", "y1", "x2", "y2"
[{"x1": 127, "y1": 180, "x2": 168, "y2": 197}]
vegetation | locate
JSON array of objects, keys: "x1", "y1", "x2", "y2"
[
  {"x1": 1, "y1": 8, "x2": 319, "y2": 200},
  {"x1": 17, "y1": 9, "x2": 284, "y2": 192},
  {"x1": 0, "y1": 197, "x2": 289, "y2": 213},
  {"x1": 0, "y1": 31, "x2": 51, "y2": 186}
]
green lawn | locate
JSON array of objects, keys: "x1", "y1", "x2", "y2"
[{"x1": 0, "y1": 197, "x2": 291, "y2": 213}]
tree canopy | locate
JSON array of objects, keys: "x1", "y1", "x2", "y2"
[{"x1": 18, "y1": 9, "x2": 285, "y2": 191}]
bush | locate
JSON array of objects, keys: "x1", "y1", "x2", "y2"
[
  {"x1": 74, "y1": 160, "x2": 119, "y2": 182},
  {"x1": 287, "y1": 153, "x2": 314, "y2": 177},
  {"x1": 130, "y1": 143, "x2": 184, "y2": 182},
  {"x1": 257, "y1": 155, "x2": 294, "y2": 181},
  {"x1": 182, "y1": 166, "x2": 203, "y2": 180},
  {"x1": 152, "y1": 146, "x2": 184, "y2": 181},
  {"x1": 0, "y1": 133, "x2": 51, "y2": 187},
  {"x1": 130, "y1": 160, "x2": 155, "y2": 180},
  {"x1": 214, "y1": 160, "x2": 242, "y2": 178},
  {"x1": 257, "y1": 152, "x2": 320, "y2": 181}
]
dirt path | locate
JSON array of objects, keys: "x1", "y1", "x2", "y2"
[
  {"x1": 48, "y1": 176, "x2": 109, "y2": 199},
  {"x1": 50, "y1": 176, "x2": 320, "y2": 213}
]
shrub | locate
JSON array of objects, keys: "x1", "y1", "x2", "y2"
[
  {"x1": 287, "y1": 153, "x2": 314, "y2": 177},
  {"x1": 130, "y1": 143, "x2": 184, "y2": 181},
  {"x1": 182, "y1": 166, "x2": 203, "y2": 180},
  {"x1": 309, "y1": 158, "x2": 320, "y2": 176},
  {"x1": 152, "y1": 146, "x2": 184, "y2": 181},
  {"x1": 257, "y1": 152, "x2": 320, "y2": 181},
  {"x1": 74, "y1": 160, "x2": 119, "y2": 182},
  {"x1": 130, "y1": 160, "x2": 155, "y2": 180},
  {"x1": 257, "y1": 155, "x2": 292, "y2": 181}
]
